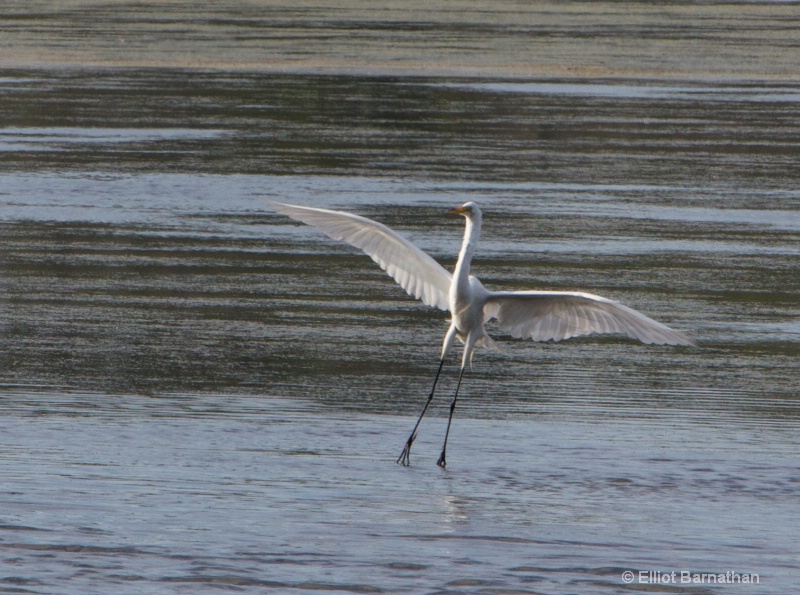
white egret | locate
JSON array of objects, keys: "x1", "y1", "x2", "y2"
[{"x1": 270, "y1": 201, "x2": 693, "y2": 467}]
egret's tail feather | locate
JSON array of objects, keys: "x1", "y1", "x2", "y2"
[{"x1": 476, "y1": 333, "x2": 503, "y2": 352}]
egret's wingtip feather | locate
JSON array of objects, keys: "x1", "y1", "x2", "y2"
[{"x1": 667, "y1": 332, "x2": 696, "y2": 347}]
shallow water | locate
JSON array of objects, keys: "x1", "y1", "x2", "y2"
[
  {"x1": 1, "y1": 395, "x2": 797, "y2": 593},
  {"x1": 2, "y1": 3, "x2": 800, "y2": 594}
]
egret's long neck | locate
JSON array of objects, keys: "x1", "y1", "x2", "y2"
[{"x1": 453, "y1": 215, "x2": 480, "y2": 294}]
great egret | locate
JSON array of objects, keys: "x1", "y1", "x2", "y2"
[{"x1": 270, "y1": 201, "x2": 693, "y2": 467}]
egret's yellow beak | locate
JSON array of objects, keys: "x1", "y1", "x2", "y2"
[{"x1": 449, "y1": 205, "x2": 468, "y2": 215}]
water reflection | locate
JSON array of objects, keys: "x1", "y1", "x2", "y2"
[
  {"x1": 1, "y1": 168, "x2": 797, "y2": 419},
  {"x1": 4, "y1": 71, "x2": 800, "y2": 189}
]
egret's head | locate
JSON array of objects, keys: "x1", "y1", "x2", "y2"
[{"x1": 448, "y1": 202, "x2": 480, "y2": 218}]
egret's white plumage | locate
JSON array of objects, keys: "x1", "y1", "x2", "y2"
[
  {"x1": 270, "y1": 202, "x2": 452, "y2": 310},
  {"x1": 270, "y1": 200, "x2": 693, "y2": 467}
]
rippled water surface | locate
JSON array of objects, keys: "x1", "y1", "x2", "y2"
[{"x1": 1, "y1": 3, "x2": 799, "y2": 594}]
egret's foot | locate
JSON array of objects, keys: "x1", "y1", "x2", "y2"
[
  {"x1": 397, "y1": 434, "x2": 416, "y2": 466},
  {"x1": 436, "y1": 450, "x2": 447, "y2": 468}
]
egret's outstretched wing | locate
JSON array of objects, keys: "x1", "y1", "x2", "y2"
[
  {"x1": 270, "y1": 201, "x2": 452, "y2": 311},
  {"x1": 484, "y1": 291, "x2": 694, "y2": 345}
]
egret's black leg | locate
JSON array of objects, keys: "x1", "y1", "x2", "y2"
[
  {"x1": 397, "y1": 358, "x2": 446, "y2": 466},
  {"x1": 437, "y1": 366, "x2": 465, "y2": 469}
]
